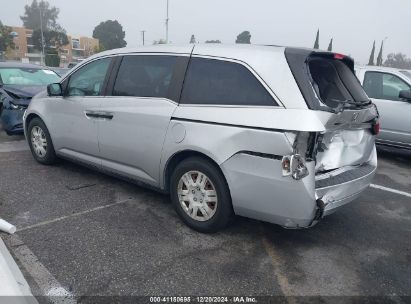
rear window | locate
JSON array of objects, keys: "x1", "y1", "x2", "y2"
[{"x1": 309, "y1": 58, "x2": 369, "y2": 109}]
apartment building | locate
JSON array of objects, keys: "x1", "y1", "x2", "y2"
[{"x1": 6, "y1": 26, "x2": 99, "y2": 67}]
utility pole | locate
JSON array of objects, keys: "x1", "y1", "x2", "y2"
[
  {"x1": 39, "y1": 5, "x2": 46, "y2": 65},
  {"x1": 165, "y1": 0, "x2": 169, "y2": 43},
  {"x1": 141, "y1": 30, "x2": 146, "y2": 45}
]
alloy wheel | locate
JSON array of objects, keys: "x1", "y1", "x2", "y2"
[
  {"x1": 177, "y1": 170, "x2": 218, "y2": 221},
  {"x1": 31, "y1": 126, "x2": 47, "y2": 158}
]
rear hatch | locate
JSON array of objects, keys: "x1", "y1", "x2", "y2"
[{"x1": 285, "y1": 48, "x2": 378, "y2": 179}]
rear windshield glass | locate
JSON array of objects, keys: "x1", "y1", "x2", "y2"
[{"x1": 309, "y1": 58, "x2": 369, "y2": 109}]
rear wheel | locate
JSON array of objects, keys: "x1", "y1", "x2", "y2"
[
  {"x1": 27, "y1": 118, "x2": 57, "y2": 165},
  {"x1": 170, "y1": 157, "x2": 233, "y2": 233}
]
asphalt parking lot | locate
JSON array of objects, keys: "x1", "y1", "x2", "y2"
[{"x1": 0, "y1": 123, "x2": 410, "y2": 302}]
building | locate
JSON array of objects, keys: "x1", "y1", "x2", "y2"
[{"x1": 5, "y1": 26, "x2": 99, "y2": 67}]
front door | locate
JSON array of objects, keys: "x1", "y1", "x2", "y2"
[{"x1": 48, "y1": 57, "x2": 112, "y2": 166}]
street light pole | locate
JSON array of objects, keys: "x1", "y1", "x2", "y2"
[
  {"x1": 165, "y1": 0, "x2": 169, "y2": 43},
  {"x1": 141, "y1": 30, "x2": 146, "y2": 46},
  {"x1": 39, "y1": 5, "x2": 46, "y2": 65}
]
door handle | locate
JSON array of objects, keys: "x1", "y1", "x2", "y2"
[{"x1": 85, "y1": 111, "x2": 114, "y2": 120}]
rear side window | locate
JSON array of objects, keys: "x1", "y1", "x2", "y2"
[
  {"x1": 309, "y1": 58, "x2": 369, "y2": 108},
  {"x1": 364, "y1": 71, "x2": 411, "y2": 101},
  {"x1": 180, "y1": 58, "x2": 276, "y2": 106},
  {"x1": 113, "y1": 55, "x2": 177, "y2": 98}
]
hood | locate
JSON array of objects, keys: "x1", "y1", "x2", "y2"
[
  {"x1": 2, "y1": 85, "x2": 46, "y2": 106},
  {"x1": 3, "y1": 85, "x2": 46, "y2": 98}
]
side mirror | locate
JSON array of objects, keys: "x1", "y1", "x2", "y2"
[
  {"x1": 47, "y1": 83, "x2": 63, "y2": 96},
  {"x1": 399, "y1": 90, "x2": 411, "y2": 102}
]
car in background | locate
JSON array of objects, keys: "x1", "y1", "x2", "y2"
[
  {"x1": 24, "y1": 45, "x2": 378, "y2": 232},
  {"x1": 356, "y1": 66, "x2": 411, "y2": 149},
  {"x1": 50, "y1": 67, "x2": 69, "y2": 77},
  {"x1": 0, "y1": 62, "x2": 60, "y2": 135}
]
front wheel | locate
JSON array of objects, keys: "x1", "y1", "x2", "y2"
[
  {"x1": 170, "y1": 157, "x2": 233, "y2": 233},
  {"x1": 27, "y1": 118, "x2": 57, "y2": 165}
]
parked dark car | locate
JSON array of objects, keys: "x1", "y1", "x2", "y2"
[{"x1": 0, "y1": 62, "x2": 59, "y2": 135}]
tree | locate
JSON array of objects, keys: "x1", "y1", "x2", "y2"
[
  {"x1": 327, "y1": 38, "x2": 333, "y2": 51},
  {"x1": 189, "y1": 34, "x2": 196, "y2": 44},
  {"x1": 0, "y1": 21, "x2": 14, "y2": 59},
  {"x1": 93, "y1": 20, "x2": 127, "y2": 50},
  {"x1": 31, "y1": 28, "x2": 68, "y2": 66},
  {"x1": 376, "y1": 40, "x2": 384, "y2": 66},
  {"x1": 368, "y1": 41, "x2": 376, "y2": 66},
  {"x1": 235, "y1": 31, "x2": 251, "y2": 44},
  {"x1": 20, "y1": 0, "x2": 60, "y2": 30},
  {"x1": 384, "y1": 53, "x2": 411, "y2": 69},
  {"x1": 205, "y1": 40, "x2": 221, "y2": 44},
  {"x1": 313, "y1": 29, "x2": 319, "y2": 49}
]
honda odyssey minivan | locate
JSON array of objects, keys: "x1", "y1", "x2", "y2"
[{"x1": 23, "y1": 44, "x2": 379, "y2": 233}]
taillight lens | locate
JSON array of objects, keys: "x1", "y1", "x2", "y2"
[
  {"x1": 372, "y1": 121, "x2": 380, "y2": 135},
  {"x1": 334, "y1": 53, "x2": 346, "y2": 60}
]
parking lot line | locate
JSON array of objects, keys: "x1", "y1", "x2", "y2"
[
  {"x1": 17, "y1": 198, "x2": 134, "y2": 233},
  {"x1": 7, "y1": 235, "x2": 76, "y2": 303},
  {"x1": 370, "y1": 184, "x2": 411, "y2": 198}
]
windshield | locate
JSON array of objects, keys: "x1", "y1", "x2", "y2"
[
  {"x1": 308, "y1": 58, "x2": 370, "y2": 109},
  {"x1": 0, "y1": 68, "x2": 60, "y2": 86},
  {"x1": 400, "y1": 70, "x2": 411, "y2": 80}
]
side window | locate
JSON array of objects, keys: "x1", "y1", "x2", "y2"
[
  {"x1": 113, "y1": 55, "x2": 177, "y2": 98},
  {"x1": 67, "y1": 58, "x2": 111, "y2": 97},
  {"x1": 180, "y1": 58, "x2": 276, "y2": 106},
  {"x1": 364, "y1": 72, "x2": 411, "y2": 101}
]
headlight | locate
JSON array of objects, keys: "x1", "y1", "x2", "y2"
[{"x1": 9, "y1": 102, "x2": 27, "y2": 110}]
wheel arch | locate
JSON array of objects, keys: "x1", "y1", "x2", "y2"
[{"x1": 163, "y1": 149, "x2": 229, "y2": 193}]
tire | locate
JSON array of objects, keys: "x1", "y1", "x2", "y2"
[
  {"x1": 170, "y1": 156, "x2": 233, "y2": 233},
  {"x1": 27, "y1": 118, "x2": 57, "y2": 165}
]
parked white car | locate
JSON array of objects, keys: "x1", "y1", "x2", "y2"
[
  {"x1": 356, "y1": 66, "x2": 411, "y2": 149},
  {"x1": 24, "y1": 45, "x2": 379, "y2": 232}
]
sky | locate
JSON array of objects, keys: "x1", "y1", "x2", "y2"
[{"x1": 1, "y1": 0, "x2": 410, "y2": 64}]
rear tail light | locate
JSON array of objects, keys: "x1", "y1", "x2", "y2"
[
  {"x1": 334, "y1": 53, "x2": 346, "y2": 60},
  {"x1": 372, "y1": 121, "x2": 380, "y2": 135},
  {"x1": 282, "y1": 154, "x2": 309, "y2": 180}
]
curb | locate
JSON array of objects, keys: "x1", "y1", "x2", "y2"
[{"x1": 0, "y1": 236, "x2": 38, "y2": 304}]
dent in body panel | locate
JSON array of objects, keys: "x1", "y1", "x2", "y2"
[
  {"x1": 221, "y1": 153, "x2": 316, "y2": 228},
  {"x1": 159, "y1": 119, "x2": 294, "y2": 189}
]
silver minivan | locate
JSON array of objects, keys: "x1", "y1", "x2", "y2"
[{"x1": 23, "y1": 45, "x2": 379, "y2": 232}]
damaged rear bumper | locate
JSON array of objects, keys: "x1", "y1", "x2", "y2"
[
  {"x1": 221, "y1": 146, "x2": 377, "y2": 229},
  {"x1": 310, "y1": 147, "x2": 377, "y2": 226}
]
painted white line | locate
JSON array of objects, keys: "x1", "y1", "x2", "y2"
[
  {"x1": 17, "y1": 198, "x2": 133, "y2": 232},
  {"x1": 6, "y1": 235, "x2": 75, "y2": 304},
  {"x1": 370, "y1": 184, "x2": 411, "y2": 198}
]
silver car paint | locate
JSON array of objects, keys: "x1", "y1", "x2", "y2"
[
  {"x1": 356, "y1": 66, "x2": 411, "y2": 149},
  {"x1": 24, "y1": 45, "x2": 378, "y2": 229}
]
